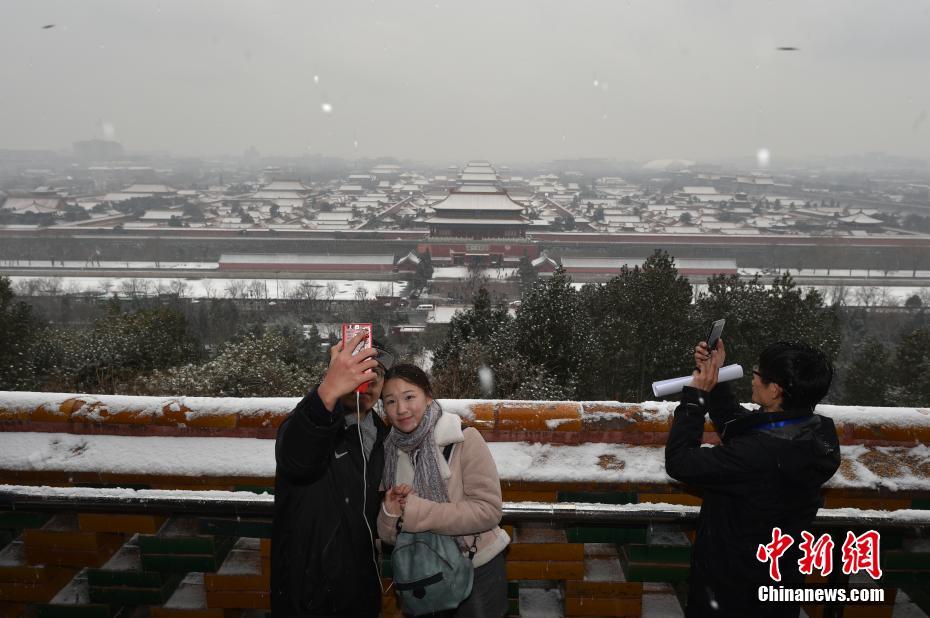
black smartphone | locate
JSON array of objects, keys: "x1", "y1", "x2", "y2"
[{"x1": 706, "y1": 319, "x2": 725, "y2": 352}]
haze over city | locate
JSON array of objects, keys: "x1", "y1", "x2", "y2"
[{"x1": 2, "y1": 0, "x2": 930, "y2": 163}]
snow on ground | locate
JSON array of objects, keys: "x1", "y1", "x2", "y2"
[
  {"x1": 5, "y1": 276, "x2": 408, "y2": 300},
  {"x1": 431, "y1": 266, "x2": 519, "y2": 280},
  {"x1": 893, "y1": 589, "x2": 930, "y2": 617},
  {"x1": 519, "y1": 587, "x2": 563, "y2": 618}
]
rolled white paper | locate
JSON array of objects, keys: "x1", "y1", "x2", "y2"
[{"x1": 651, "y1": 364, "x2": 745, "y2": 398}]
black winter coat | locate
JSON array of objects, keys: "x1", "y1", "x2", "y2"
[
  {"x1": 665, "y1": 385, "x2": 841, "y2": 618},
  {"x1": 272, "y1": 388, "x2": 389, "y2": 617}
]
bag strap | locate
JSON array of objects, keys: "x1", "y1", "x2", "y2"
[{"x1": 441, "y1": 442, "x2": 478, "y2": 561}]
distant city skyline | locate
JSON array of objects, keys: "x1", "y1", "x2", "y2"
[{"x1": 2, "y1": 1, "x2": 929, "y2": 163}]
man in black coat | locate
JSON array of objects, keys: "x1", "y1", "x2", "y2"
[
  {"x1": 665, "y1": 340, "x2": 841, "y2": 618},
  {"x1": 272, "y1": 331, "x2": 394, "y2": 617}
]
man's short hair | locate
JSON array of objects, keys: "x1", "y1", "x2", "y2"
[
  {"x1": 371, "y1": 339, "x2": 395, "y2": 372},
  {"x1": 757, "y1": 342, "x2": 834, "y2": 411}
]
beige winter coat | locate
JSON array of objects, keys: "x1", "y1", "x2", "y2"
[{"x1": 377, "y1": 411, "x2": 510, "y2": 567}]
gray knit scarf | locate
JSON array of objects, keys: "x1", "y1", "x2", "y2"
[{"x1": 382, "y1": 400, "x2": 450, "y2": 505}]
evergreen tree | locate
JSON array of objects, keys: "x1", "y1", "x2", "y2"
[
  {"x1": 693, "y1": 272, "x2": 841, "y2": 402},
  {"x1": 837, "y1": 337, "x2": 893, "y2": 406},
  {"x1": 30, "y1": 306, "x2": 201, "y2": 394},
  {"x1": 512, "y1": 267, "x2": 586, "y2": 398},
  {"x1": 517, "y1": 252, "x2": 538, "y2": 293},
  {"x1": 0, "y1": 276, "x2": 41, "y2": 389},
  {"x1": 585, "y1": 251, "x2": 693, "y2": 401},
  {"x1": 432, "y1": 288, "x2": 511, "y2": 375},
  {"x1": 412, "y1": 251, "x2": 434, "y2": 290},
  {"x1": 889, "y1": 328, "x2": 930, "y2": 406},
  {"x1": 135, "y1": 332, "x2": 325, "y2": 397}
]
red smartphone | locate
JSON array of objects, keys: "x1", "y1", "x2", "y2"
[{"x1": 342, "y1": 323, "x2": 373, "y2": 393}]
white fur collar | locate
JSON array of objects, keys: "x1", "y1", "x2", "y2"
[{"x1": 433, "y1": 410, "x2": 465, "y2": 447}]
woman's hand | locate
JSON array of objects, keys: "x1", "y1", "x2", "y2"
[{"x1": 383, "y1": 484, "x2": 414, "y2": 517}]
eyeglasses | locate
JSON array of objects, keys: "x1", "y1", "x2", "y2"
[{"x1": 753, "y1": 366, "x2": 790, "y2": 396}]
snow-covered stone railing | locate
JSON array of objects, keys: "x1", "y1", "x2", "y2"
[
  {"x1": 2, "y1": 391, "x2": 929, "y2": 446},
  {"x1": 2, "y1": 391, "x2": 930, "y2": 513},
  {"x1": 3, "y1": 485, "x2": 930, "y2": 530}
]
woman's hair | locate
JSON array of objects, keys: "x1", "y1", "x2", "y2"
[
  {"x1": 757, "y1": 341, "x2": 834, "y2": 411},
  {"x1": 383, "y1": 363, "x2": 433, "y2": 397}
]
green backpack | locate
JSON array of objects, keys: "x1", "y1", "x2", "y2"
[{"x1": 390, "y1": 444, "x2": 475, "y2": 616}]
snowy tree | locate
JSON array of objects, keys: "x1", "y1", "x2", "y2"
[
  {"x1": 581, "y1": 251, "x2": 693, "y2": 401},
  {"x1": 30, "y1": 306, "x2": 200, "y2": 394},
  {"x1": 888, "y1": 329, "x2": 930, "y2": 406},
  {"x1": 412, "y1": 252, "x2": 434, "y2": 290},
  {"x1": 838, "y1": 337, "x2": 892, "y2": 406},
  {"x1": 135, "y1": 331, "x2": 325, "y2": 397},
  {"x1": 517, "y1": 253, "x2": 537, "y2": 293},
  {"x1": 692, "y1": 272, "x2": 841, "y2": 402},
  {"x1": 512, "y1": 267, "x2": 587, "y2": 398},
  {"x1": 0, "y1": 276, "x2": 41, "y2": 390}
]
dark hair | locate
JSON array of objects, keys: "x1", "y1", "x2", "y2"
[
  {"x1": 383, "y1": 363, "x2": 432, "y2": 397},
  {"x1": 371, "y1": 338, "x2": 395, "y2": 371},
  {"x1": 756, "y1": 342, "x2": 834, "y2": 411}
]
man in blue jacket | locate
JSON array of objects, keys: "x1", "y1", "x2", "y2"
[
  {"x1": 272, "y1": 331, "x2": 394, "y2": 617},
  {"x1": 665, "y1": 340, "x2": 841, "y2": 617}
]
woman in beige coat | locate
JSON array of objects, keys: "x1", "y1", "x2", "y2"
[{"x1": 378, "y1": 364, "x2": 510, "y2": 617}]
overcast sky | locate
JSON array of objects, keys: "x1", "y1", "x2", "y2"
[{"x1": 1, "y1": 0, "x2": 929, "y2": 164}]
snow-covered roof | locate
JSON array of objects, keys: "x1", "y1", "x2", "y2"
[
  {"x1": 140, "y1": 209, "x2": 182, "y2": 221},
  {"x1": 251, "y1": 190, "x2": 307, "y2": 200},
  {"x1": 261, "y1": 180, "x2": 309, "y2": 192},
  {"x1": 560, "y1": 257, "x2": 737, "y2": 271},
  {"x1": 430, "y1": 189, "x2": 524, "y2": 212},
  {"x1": 124, "y1": 184, "x2": 175, "y2": 194},
  {"x1": 219, "y1": 254, "x2": 394, "y2": 265},
  {"x1": 396, "y1": 251, "x2": 421, "y2": 265},
  {"x1": 460, "y1": 173, "x2": 499, "y2": 182},
  {"x1": 103, "y1": 192, "x2": 150, "y2": 202},
  {"x1": 0, "y1": 197, "x2": 62, "y2": 213},
  {"x1": 316, "y1": 212, "x2": 353, "y2": 221},
  {"x1": 839, "y1": 214, "x2": 883, "y2": 225},
  {"x1": 426, "y1": 217, "x2": 526, "y2": 225},
  {"x1": 681, "y1": 186, "x2": 718, "y2": 195}
]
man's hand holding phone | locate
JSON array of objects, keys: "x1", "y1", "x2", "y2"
[
  {"x1": 317, "y1": 330, "x2": 380, "y2": 412},
  {"x1": 692, "y1": 338, "x2": 726, "y2": 392}
]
